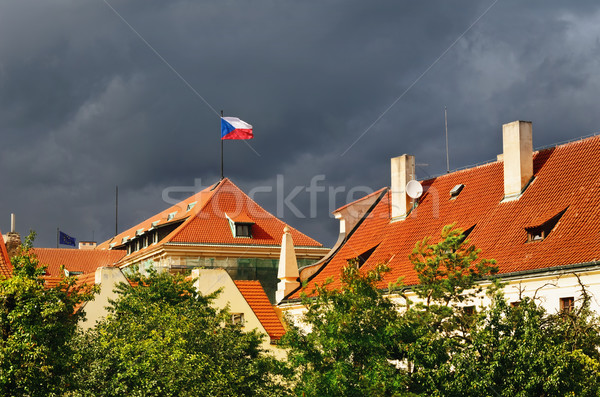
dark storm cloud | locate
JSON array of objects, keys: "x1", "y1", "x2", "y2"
[{"x1": 1, "y1": 0, "x2": 600, "y2": 248}]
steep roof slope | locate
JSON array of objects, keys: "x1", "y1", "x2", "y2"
[
  {"x1": 97, "y1": 178, "x2": 323, "y2": 256},
  {"x1": 33, "y1": 248, "x2": 126, "y2": 277},
  {"x1": 234, "y1": 280, "x2": 286, "y2": 340},
  {"x1": 0, "y1": 231, "x2": 12, "y2": 278},
  {"x1": 292, "y1": 136, "x2": 600, "y2": 298}
]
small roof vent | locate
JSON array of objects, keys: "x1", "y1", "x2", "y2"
[{"x1": 450, "y1": 184, "x2": 465, "y2": 199}]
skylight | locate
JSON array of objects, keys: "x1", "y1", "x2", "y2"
[{"x1": 450, "y1": 184, "x2": 465, "y2": 199}]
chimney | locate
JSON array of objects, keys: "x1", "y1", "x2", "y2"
[
  {"x1": 275, "y1": 226, "x2": 300, "y2": 303},
  {"x1": 502, "y1": 121, "x2": 533, "y2": 200},
  {"x1": 391, "y1": 154, "x2": 415, "y2": 220}
]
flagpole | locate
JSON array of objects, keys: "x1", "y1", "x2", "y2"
[
  {"x1": 220, "y1": 110, "x2": 224, "y2": 180},
  {"x1": 56, "y1": 228, "x2": 59, "y2": 248}
]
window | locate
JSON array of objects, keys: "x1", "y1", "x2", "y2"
[
  {"x1": 449, "y1": 184, "x2": 465, "y2": 199},
  {"x1": 357, "y1": 245, "x2": 378, "y2": 267},
  {"x1": 560, "y1": 297, "x2": 574, "y2": 313},
  {"x1": 186, "y1": 202, "x2": 197, "y2": 212},
  {"x1": 167, "y1": 211, "x2": 177, "y2": 221},
  {"x1": 231, "y1": 313, "x2": 245, "y2": 325},
  {"x1": 458, "y1": 224, "x2": 476, "y2": 244},
  {"x1": 526, "y1": 208, "x2": 567, "y2": 243},
  {"x1": 235, "y1": 224, "x2": 252, "y2": 238},
  {"x1": 463, "y1": 306, "x2": 475, "y2": 315}
]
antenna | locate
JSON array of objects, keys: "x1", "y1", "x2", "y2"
[
  {"x1": 406, "y1": 180, "x2": 423, "y2": 199},
  {"x1": 445, "y1": 106, "x2": 450, "y2": 173}
]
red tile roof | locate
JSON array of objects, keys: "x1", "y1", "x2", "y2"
[
  {"x1": 234, "y1": 280, "x2": 286, "y2": 340},
  {"x1": 97, "y1": 178, "x2": 323, "y2": 259},
  {"x1": 0, "y1": 230, "x2": 12, "y2": 278},
  {"x1": 33, "y1": 248, "x2": 126, "y2": 278},
  {"x1": 291, "y1": 136, "x2": 600, "y2": 298}
]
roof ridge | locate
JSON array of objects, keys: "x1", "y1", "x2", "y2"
[
  {"x1": 161, "y1": 180, "x2": 223, "y2": 244},
  {"x1": 333, "y1": 187, "x2": 388, "y2": 213},
  {"x1": 97, "y1": 179, "x2": 221, "y2": 249}
]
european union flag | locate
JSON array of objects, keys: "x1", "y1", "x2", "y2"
[{"x1": 59, "y1": 231, "x2": 76, "y2": 247}]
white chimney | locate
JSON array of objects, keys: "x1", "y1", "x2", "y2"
[
  {"x1": 10, "y1": 213, "x2": 15, "y2": 233},
  {"x1": 502, "y1": 121, "x2": 533, "y2": 200},
  {"x1": 391, "y1": 154, "x2": 415, "y2": 221},
  {"x1": 276, "y1": 226, "x2": 300, "y2": 303}
]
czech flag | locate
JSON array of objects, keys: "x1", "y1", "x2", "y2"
[{"x1": 221, "y1": 117, "x2": 253, "y2": 140}]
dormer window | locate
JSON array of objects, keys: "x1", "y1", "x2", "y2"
[
  {"x1": 526, "y1": 208, "x2": 567, "y2": 243},
  {"x1": 225, "y1": 213, "x2": 254, "y2": 238},
  {"x1": 235, "y1": 224, "x2": 252, "y2": 237}
]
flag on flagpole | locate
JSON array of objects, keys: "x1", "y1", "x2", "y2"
[
  {"x1": 59, "y1": 231, "x2": 77, "y2": 247},
  {"x1": 221, "y1": 117, "x2": 253, "y2": 140}
]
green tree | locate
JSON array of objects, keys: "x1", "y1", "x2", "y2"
[
  {"x1": 0, "y1": 232, "x2": 96, "y2": 396},
  {"x1": 436, "y1": 291, "x2": 600, "y2": 396},
  {"x1": 70, "y1": 269, "x2": 288, "y2": 397},
  {"x1": 281, "y1": 261, "x2": 409, "y2": 397},
  {"x1": 402, "y1": 224, "x2": 499, "y2": 393}
]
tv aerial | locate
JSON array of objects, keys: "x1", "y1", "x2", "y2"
[{"x1": 406, "y1": 180, "x2": 423, "y2": 199}]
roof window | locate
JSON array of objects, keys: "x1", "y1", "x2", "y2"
[
  {"x1": 526, "y1": 208, "x2": 567, "y2": 243},
  {"x1": 187, "y1": 202, "x2": 197, "y2": 212},
  {"x1": 235, "y1": 224, "x2": 252, "y2": 238},
  {"x1": 225, "y1": 213, "x2": 254, "y2": 238},
  {"x1": 167, "y1": 211, "x2": 177, "y2": 221},
  {"x1": 356, "y1": 245, "x2": 379, "y2": 267},
  {"x1": 450, "y1": 184, "x2": 464, "y2": 199}
]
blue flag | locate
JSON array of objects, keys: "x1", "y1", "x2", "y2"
[{"x1": 59, "y1": 231, "x2": 76, "y2": 247}]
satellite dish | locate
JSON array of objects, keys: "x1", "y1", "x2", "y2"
[{"x1": 406, "y1": 180, "x2": 423, "y2": 199}]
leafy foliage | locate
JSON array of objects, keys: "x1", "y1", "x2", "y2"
[
  {"x1": 281, "y1": 261, "x2": 408, "y2": 397},
  {"x1": 70, "y1": 269, "x2": 288, "y2": 397},
  {"x1": 436, "y1": 292, "x2": 600, "y2": 396},
  {"x1": 0, "y1": 232, "x2": 96, "y2": 396},
  {"x1": 283, "y1": 224, "x2": 600, "y2": 396}
]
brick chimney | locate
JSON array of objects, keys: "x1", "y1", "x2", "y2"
[
  {"x1": 391, "y1": 154, "x2": 415, "y2": 221},
  {"x1": 502, "y1": 121, "x2": 533, "y2": 200}
]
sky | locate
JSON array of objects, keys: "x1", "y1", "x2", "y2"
[{"x1": 1, "y1": 0, "x2": 600, "y2": 249}]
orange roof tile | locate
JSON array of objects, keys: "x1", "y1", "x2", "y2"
[
  {"x1": 234, "y1": 280, "x2": 286, "y2": 340},
  {"x1": 33, "y1": 248, "x2": 126, "y2": 278},
  {"x1": 0, "y1": 230, "x2": 12, "y2": 278},
  {"x1": 98, "y1": 178, "x2": 324, "y2": 262},
  {"x1": 291, "y1": 135, "x2": 600, "y2": 299}
]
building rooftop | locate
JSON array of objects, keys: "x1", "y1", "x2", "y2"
[
  {"x1": 97, "y1": 178, "x2": 324, "y2": 262},
  {"x1": 289, "y1": 134, "x2": 600, "y2": 299},
  {"x1": 235, "y1": 280, "x2": 286, "y2": 340},
  {"x1": 33, "y1": 248, "x2": 126, "y2": 278},
  {"x1": 0, "y1": 232, "x2": 12, "y2": 278}
]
